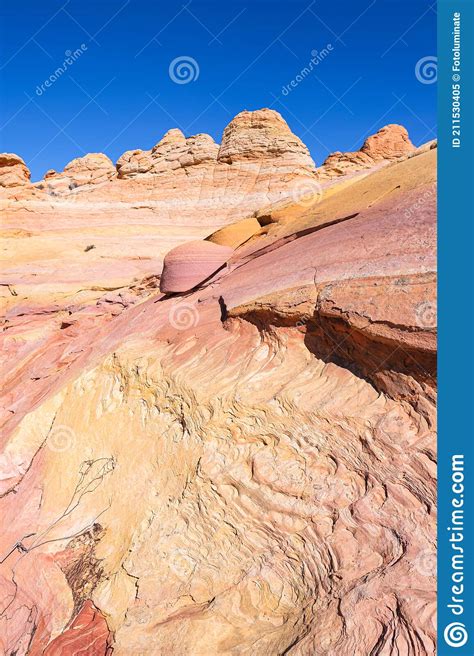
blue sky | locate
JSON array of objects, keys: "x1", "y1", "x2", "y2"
[{"x1": 0, "y1": 0, "x2": 436, "y2": 181}]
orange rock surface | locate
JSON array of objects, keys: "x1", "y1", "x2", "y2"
[
  {"x1": 206, "y1": 216, "x2": 262, "y2": 249},
  {"x1": 0, "y1": 153, "x2": 31, "y2": 187},
  {"x1": 318, "y1": 124, "x2": 416, "y2": 178}
]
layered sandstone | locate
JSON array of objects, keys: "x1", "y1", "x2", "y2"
[
  {"x1": 0, "y1": 112, "x2": 437, "y2": 655},
  {"x1": 42, "y1": 601, "x2": 112, "y2": 655},
  {"x1": 0, "y1": 153, "x2": 30, "y2": 187},
  {"x1": 160, "y1": 240, "x2": 233, "y2": 292},
  {"x1": 116, "y1": 129, "x2": 219, "y2": 178},
  {"x1": 217, "y1": 108, "x2": 315, "y2": 169}
]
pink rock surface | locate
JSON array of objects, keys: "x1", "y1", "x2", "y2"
[
  {"x1": 160, "y1": 240, "x2": 233, "y2": 292},
  {"x1": 0, "y1": 117, "x2": 437, "y2": 655}
]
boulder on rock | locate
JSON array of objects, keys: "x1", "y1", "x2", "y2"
[
  {"x1": 409, "y1": 139, "x2": 437, "y2": 158},
  {"x1": 160, "y1": 240, "x2": 233, "y2": 293}
]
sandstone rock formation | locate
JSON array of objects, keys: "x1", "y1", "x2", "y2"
[
  {"x1": 116, "y1": 129, "x2": 219, "y2": 178},
  {"x1": 218, "y1": 108, "x2": 315, "y2": 169},
  {"x1": 36, "y1": 153, "x2": 116, "y2": 193},
  {"x1": 359, "y1": 123, "x2": 414, "y2": 159},
  {"x1": 1, "y1": 109, "x2": 322, "y2": 310},
  {"x1": 160, "y1": 240, "x2": 233, "y2": 292},
  {"x1": 318, "y1": 124, "x2": 415, "y2": 179},
  {"x1": 0, "y1": 111, "x2": 437, "y2": 655},
  {"x1": 0, "y1": 153, "x2": 30, "y2": 187}
]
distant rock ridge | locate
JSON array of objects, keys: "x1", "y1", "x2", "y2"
[
  {"x1": 317, "y1": 124, "x2": 415, "y2": 179},
  {"x1": 116, "y1": 109, "x2": 316, "y2": 179},
  {"x1": 1, "y1": 114, "x2": 420, "y2": 192},
  {"x1": 116, "y1": 130, "x2": 219, "y2": 179}
]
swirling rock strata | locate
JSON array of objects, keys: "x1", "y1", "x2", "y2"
[
  {"x1": 160, "y1": 240, "x2": 233, "y2": 292},
  {"x1": 0, "y1": 120, "x2": 437, "y2": 655}
]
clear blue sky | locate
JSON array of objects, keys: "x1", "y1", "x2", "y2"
[{"x1": 0, "y1": 0, "x2": 436, "y2": 181}]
